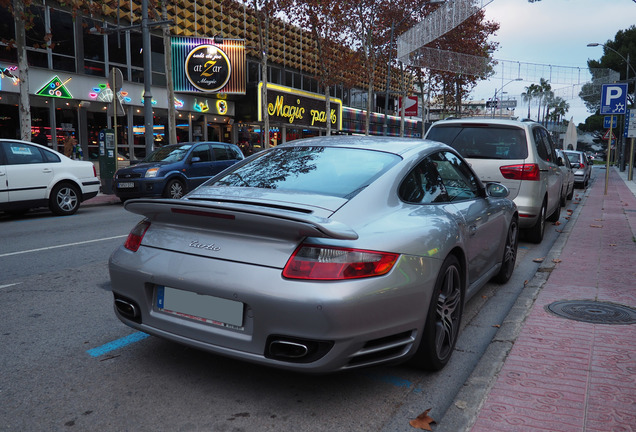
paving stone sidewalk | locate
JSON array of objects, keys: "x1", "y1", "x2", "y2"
[{"x1": 467, "y1": 167, "x2": 636, "y2": 431}]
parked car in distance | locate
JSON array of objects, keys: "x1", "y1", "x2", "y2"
[
  {"x1": 109, "y1": 136, "x2": 519, "y2": 373},
  {"x1": 555, "y1": 149, "x2": 575, "y2": 205},
  {"x1": 113, "y1": 141, "x2": 244, "y2": 201},
  {"x1": 562, "y1": 150, "x2": 591, "y2": 188},
  {"x1": 425, "y1": 118, "x2": 562, "y2": 243},
  {"x1": 0, "y1": 139, "x2": 100, "y2": 216}
]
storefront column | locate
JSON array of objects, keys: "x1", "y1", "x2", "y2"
[
  {"x1": 78, "y1": 104, "x2": 88, "y2": 156},
  {"x1": 49, "y1": 100, "x2": 57, "y2": 150},
  {"x1": 281, "y1": 125, "x2": 287, "y2": 144},
  {"x1": 126, "y1": 106, "x2": 135, "y2": 160}
]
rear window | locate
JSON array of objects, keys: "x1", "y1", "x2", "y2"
[
  {"x1": 211, "y1": 146, "x2": 401, "y2": 198},
  {"x1": 426, "y1": 125, "x2": 528, "y2": 160},
  {"x1": 564, "y1": 152, "x2": 580, "y2": 164}
]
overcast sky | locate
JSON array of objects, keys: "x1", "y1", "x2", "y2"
[{"x1": 470, "y1": 0, "x2": 636, "y2": 125}]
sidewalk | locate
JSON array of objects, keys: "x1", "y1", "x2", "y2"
[{"x1": 442, "y1": 166, "x2": 636, "y2": 431}]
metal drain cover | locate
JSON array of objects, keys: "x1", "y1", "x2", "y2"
[{"x1": 546, "y1": 300, "x2": 636, "y2": 325}]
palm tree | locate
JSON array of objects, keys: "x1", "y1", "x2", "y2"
[
  {"x1": 536, "y1": 78, "x2": 551, "y2": 123},
  {"x1": 521, "y1": 85, "x2": 536, "y2": 119}
]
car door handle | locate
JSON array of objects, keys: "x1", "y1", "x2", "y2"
[{"x1": 42, "y1": 168, "x2": 52, "y2": 173}]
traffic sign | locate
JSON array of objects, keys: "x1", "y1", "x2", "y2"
[
  {"x1": 602, "y1": 129, "x2": 617, "y2": 140},
  {"x1": 627, "y1": 109, "x2": 636, "y2": 139},
  {"x1": 600, "y1": 83, "x2": 628, "y2": 115},
  {"x1": 603, "y1": 116, "x2": 618, "y2": 129}
]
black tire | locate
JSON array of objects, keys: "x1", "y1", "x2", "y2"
[
  {"x1": 560, "y1": 189, "x2": 567, "y2": 207},
  {"x1": 493, "y1": 218, "x2": 519, "y2": 284},
  {"x1": 526, "y1": 201, "x2": 546, "y2": 244},
  {"x1": 546, "y1": 199, "x2": 561, "y2": 222},
  {"x1": 49, "y1": 183, "x2": 80, "y2": 216},
  {"x1": 567, "y1": 185, "x2": 574, "y2": 200},
  {"x1": 411, "y1": 255, "x2": 464, "y2": 371},
  {"x1": 163, "y1": 179, "x2": 186, "y2": 199}
]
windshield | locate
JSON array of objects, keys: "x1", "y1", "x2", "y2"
[
  {"x1": 143, "y1": 144, "x2": 193, "y2": 163},
  {"x1": 210, "y1": 146, "x2": 401, "y2": 198},
  {"x1": 427, "y1": 125, "x2": 528, "y2": 159},
  {"x1": 564, "y1": 152, "x2": 580, "y2": 164}
]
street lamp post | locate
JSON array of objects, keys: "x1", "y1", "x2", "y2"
[
  {"x1": 93, "y1": 0, "x2": 173, "y2": 156},
  {"x1": 588, "y1": 42, "x2": 636, "y2": 176},
  {"x1": 491, "y1": 78, "x2": 522, "y2": 118}
]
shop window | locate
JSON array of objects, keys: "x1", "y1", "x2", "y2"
[
  {"x1": 130, "y1": 32, "x2": 143, "y2": 68},
  {"x1": 50, "y1": 9, "x2": 74, "y2": 56},
  {"x1": 82, "y1": 18, "x2": 105, "y2": 76},
  {"x1": 108, "y1": 31, "x2": 128, "y2": 65},
  {"x1": 269, "y1": 66, "x2": 281, "y2": 84},
  {"x1": 247, "y1": 60, "x2": 260, "y2": 83},
  {"x1": 284, "y1": 70, "x2": 294, "y2": 87},
  {"x1": 0, "y1": 8, "x2": 16, "y2": 63},
  {"x1": 25, "y1": 5, "x2": 48, "y2": 68},
  {"x1": 151, "y1": 35, "x2": 165, "y2": 73},
  {"x1": 28, "y1": 51, "x2": 48, "y2": 68},
  {"x1": 131, "y1": 68, "x2": 144, "y2": 84}
]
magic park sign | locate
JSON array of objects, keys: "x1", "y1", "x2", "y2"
[
  {"x1": 259, "y1": 83, "x2": 342, "y2": 130},
  {"x1": 172, "y1": 37, "x2": 246, "y2": 94}
]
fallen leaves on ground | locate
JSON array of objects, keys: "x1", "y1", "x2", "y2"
[
  {"x1": 533, "y1": 257, "x2": 545, "y2": 263},
  {"x1": 492, "y1": 324, "x2": 501, "y2": 328},
  {"x1": 552, "y1": 258, "x2": 562, "y2": 263},
  {"x1": 553, "y1": 221, "x2": 561, "y2": 226},
  {"x1": 590, "y1": 224, "x2": 603, "y2": 228},
  {"x1": 609, "y1": 243, "x2": 617, "y2": 247},
  {"x1": 410, "y1": 409, "x2": 436, "y2": 430}
]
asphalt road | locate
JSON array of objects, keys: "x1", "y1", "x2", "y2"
[{"x1": 0, "y1": 190, "x2": 585, "y2": 431}]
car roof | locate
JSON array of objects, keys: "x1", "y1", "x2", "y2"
[
  {"x1": 429, "y1": 118, "x2": 541, "y2": 129},
  {"x1": 277, "y1": 135, "x2": 448, "y2": 157}
]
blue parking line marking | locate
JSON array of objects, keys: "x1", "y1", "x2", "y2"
[{"x1": 87, "y1": 332, "x2": 150, "y2": 357}]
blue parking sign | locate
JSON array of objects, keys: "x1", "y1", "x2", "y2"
[{"x1": 601, "y1": 83, "x2": 628, "y2": 115}]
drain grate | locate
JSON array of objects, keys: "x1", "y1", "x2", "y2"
[{"x1": 546, "y1": 300, "x2": 636, "y2": 325}]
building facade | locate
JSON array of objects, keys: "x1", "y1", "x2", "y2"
[{"x1": 0, "y1": 1, "x2": 422, "y2": 161}]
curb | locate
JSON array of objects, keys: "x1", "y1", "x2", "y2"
[{"x1": 436, "y1": 180, "x2": 592, "y2": 432}]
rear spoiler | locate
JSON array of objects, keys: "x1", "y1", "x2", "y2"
[{"x1": 124, "y1": 198, "x2": 359, "y2": 240}]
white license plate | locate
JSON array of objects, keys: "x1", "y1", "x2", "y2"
[
  {"x1": 156, "y1": 286, "x2": 244, "y2": 329},
  {"x1": 118, "y1": 182, "x2": 134, "y2": 188}
]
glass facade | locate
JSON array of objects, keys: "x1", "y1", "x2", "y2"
[{"x1": 0, "y1": 3, "x2": 421, "y2": 159}]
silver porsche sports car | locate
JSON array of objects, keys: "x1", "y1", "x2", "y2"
[{"x1": 109, "y1": 136, "x2": 518, "y2": 373}]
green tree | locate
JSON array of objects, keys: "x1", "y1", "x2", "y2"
[{"x1": 581, "y1": 25, "x2": 636, "y2": 113}]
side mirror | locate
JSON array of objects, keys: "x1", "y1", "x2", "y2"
[
  {"x1": 190, "y1": 156, "x2": 201, "y2": 163},
  {"x1": 557, "y1": 156, "x2": 564, "y2": 167},
  {"x1": 486, "y1": 182, "x2": 510, "y2": 198}
]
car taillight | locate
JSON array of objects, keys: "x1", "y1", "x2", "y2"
[
  {"x1": 93, "y1": 165, "x2": 97, "y2": 177},
  {"x1": 283, "y1": 244, "x2": 398, "y2": 280},
  {"x1": 500, "y1": 163, "x2": 540, "y2": 181},
  {"x1": 124, "y1": 220, "x2": 151, "y2": 252}
]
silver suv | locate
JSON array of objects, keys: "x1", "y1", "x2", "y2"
[{"x1": 425, "y1": 119, "x2": 563, "y2": 243}]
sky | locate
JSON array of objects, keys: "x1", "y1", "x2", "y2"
[{"x1": 470, "y1": 0, "x2": 636, "y2": 125}]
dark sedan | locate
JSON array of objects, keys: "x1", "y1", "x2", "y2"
[{"x1": 113, "y1": 142, "x2": 244, "y2": 201}]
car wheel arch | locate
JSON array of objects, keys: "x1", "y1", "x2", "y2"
[{"x1": 48, "y1": 179, "x2": 84, "y2": 201}]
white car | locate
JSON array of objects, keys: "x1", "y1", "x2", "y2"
[
  {"x1": 426, "y1": 119, "x2": 563, "y2": 243},
  {"x1": 0, "y1": 139, "x2": 100, "y2": 216}
]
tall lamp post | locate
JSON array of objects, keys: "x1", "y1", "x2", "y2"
[
  {"x1": 587, "y1": 42, "x2": 636, "y2": 176},
  {"x1": 95, "y1": 0, "x2": 173, "y2": 156},
  {"x1": 382, "y1": 0, "x2": 445, "y2": 136},
  {"x1": 491, "y1": 78, "x2": 522, "y2": 118}
]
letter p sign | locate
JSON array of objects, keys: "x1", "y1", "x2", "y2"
[{"x1": 600, "y1": 83, "x2": 628, "y2": 115}]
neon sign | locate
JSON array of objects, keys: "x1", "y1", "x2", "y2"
[{"x1": 37, "y1": 76, "x2": 73, "y2": 99}]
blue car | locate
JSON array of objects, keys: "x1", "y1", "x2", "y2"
[{"x1": 113, "y1": 142, "x2": 244, "y2": 201}]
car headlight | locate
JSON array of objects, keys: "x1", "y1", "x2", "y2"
[{"x1": 145, "y1": 168, "x2": 159, "y2": 178}]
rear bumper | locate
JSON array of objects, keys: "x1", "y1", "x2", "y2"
[{"x1": 108, "y1": 246, "x2": 438, "y2": 373}]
